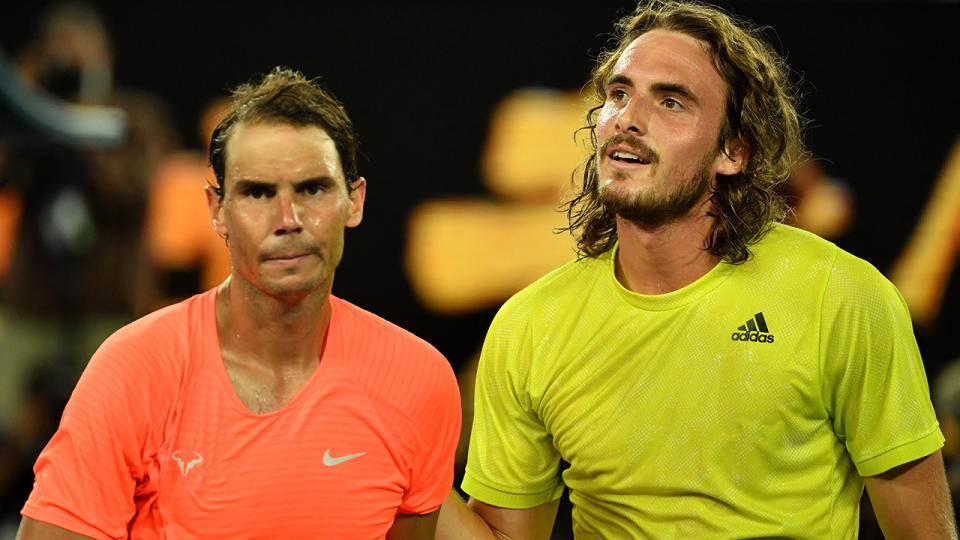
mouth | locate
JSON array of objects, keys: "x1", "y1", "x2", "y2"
[
  {"x1": 262, "y1": 251, "x2": 315, "y2": 264},
  {"x1": 608, "y1": 149, "x2": 651, "y2": 165}
]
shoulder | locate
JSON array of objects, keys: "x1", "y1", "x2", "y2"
[
  {"x1": 332, "y1": 296, "x2": 446, "y2": 365},
  {"x1": 89, "y1": 289, "x2": 213, "y2": 382},
  {"x1": 331, "y1": 296, "x2": 460, "y2": 441},
  {"x1": 493, "y1": 254, "x2": 606, "y2": 327},
  {"x1": 760, "y1": 224, "x2": 895, "y2": 295},
  {"x1": 749, "y1": 223, "x2": 899, "y2": 309},
  {"x1": 753, "y1": 224, "x2": 907, "y2": 332},
  {"x1": 52, "y1": 290, "x2": 215, "y2": 453},
  {"x1": 750, "y1": 223, "x2": 839, "y2": 269},
  {"x1": 332, "y1": 296, "x2": 457, "y2": 396}
]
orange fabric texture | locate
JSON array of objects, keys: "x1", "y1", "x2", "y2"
[{"x1": 22, "y1": 289, "x2": 460, "y2": 539}]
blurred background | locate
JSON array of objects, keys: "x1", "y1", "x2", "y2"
[{"x1": 0, "y1": 1, "x2": 958, "y2": 537}]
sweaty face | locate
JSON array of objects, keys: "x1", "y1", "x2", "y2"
[
  {"x1": 208, "y1": 122, "x2": 364, "y2": 300},
  {"x1": 594, "y1": 29, "x2": 741, "y2": 228}
]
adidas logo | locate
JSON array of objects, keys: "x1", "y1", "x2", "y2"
[{"x1": 731, "y1": 312, "x2": 775, "y2": 343}]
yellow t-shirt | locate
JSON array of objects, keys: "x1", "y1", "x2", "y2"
[{"x1": 462, "y1": 223, "x2": 942, "y2": 539}]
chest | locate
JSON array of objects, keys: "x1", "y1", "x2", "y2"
[
  {"x1": 532, "y1": 300, "x2": 829, "y2": 485},
  {"x1": 222, "y1": 357, "x2": 316, "y2": 415},
  {"x1": 138, "y1": 368, "x2": 406, "y2": 538}
]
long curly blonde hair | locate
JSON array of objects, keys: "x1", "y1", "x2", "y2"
[{"x1": 562, "y1": 0, "x2": 804, "y2": 263}]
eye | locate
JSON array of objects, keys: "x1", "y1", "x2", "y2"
[
  {"x1": 662, "y1": 97, "x2": 684, "y2": 110},
  {"x1": 609, "y1": 88, "x2": 628, "y2": 102},
  {"x1": 299, "y1": 181, "x2": 325, "y2": 196},
  {"x1": 244, "y1": 186, "x2": 274, "y2": 199}
]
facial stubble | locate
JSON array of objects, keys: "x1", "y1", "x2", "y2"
[{"x1": 599, "y1": 151, "x2": 715, "y2": 229}]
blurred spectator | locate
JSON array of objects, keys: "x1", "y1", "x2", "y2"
[
  {"x1": 0, "y1": 1, "x2": 176, "y2": 434},
  {"x1": 0, "y1": 362, "x2": 73, "y2": 535},
  {"x1": 890, "y1": 137, "x2": 960, "y2": 329},
  {"x1": 143, "y1": 97, "x2": 231, "y2": 309},
  {"x1": 780, "y1": 157, "x2": 855, "y2": 240},
  {"x1": 933, "y1": 358, "x2": 960, "y2": 520}
]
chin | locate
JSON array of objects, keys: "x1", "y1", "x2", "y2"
[{"x1": 259, "y1": 274, "x2": 327, "y2": 299}]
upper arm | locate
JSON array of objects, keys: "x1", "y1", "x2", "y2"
[
  {"x1": 864, "y1": 451, "x2": 957, "y2": 539},
  {"x1": 16, "y1": 516, "x2": 95, "y2": 540},
  {"x1": 22, "y1": 324, "x2": 175, "y2": 537},
  {"x1": 462, "y1": 303, "x2": 564, "y2": 509},
  {"x1": 467, "y1": 497, "x2": 560, "y2": 540},
  {"x1": 820, "y1": 252, "x2": 943, "y2": 474},
  {"x1": 395, "y1": 347, "x2": 462, "y2": 515},
  {"x1": 436, "y1": 490, "x2": 560, "y2": 540},
  {"x1": 386, "y1": 511, "x2": 439, "y2": 540}
]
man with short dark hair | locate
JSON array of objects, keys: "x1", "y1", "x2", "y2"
[
  {"x1": 438, "y1": 1, "x2": 955, "y2": 537},
  {"x1": 17, "y1": 67, "x2": 460, "y2": 539}
]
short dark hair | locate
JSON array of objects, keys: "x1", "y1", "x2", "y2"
[
  {"x1": 208, "y1": 67, "x2": 359, "y2": 199},
  {"x1": 562, "y1": 0, "x2": 804, "y2": 263}
]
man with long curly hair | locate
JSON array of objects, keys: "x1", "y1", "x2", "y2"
[{"x1": 439, "y1": 1, "x2": 954, "y2": 537}]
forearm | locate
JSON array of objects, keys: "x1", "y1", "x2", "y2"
[
  {"x1": 16, "y1": 516, "x2": 94, "y2": 540},
  {"x1": 865, "y1": 451, "x2": 958, "y2": 539}
]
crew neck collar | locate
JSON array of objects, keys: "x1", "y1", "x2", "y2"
[{"x1": 604, "y1": 243, "x2": 735, "y2": 311}]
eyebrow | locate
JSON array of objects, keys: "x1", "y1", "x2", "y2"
[
  {"x1": 606, "y1": 74, "x2": 633, "y2": 88},
  {"x1": 232, "y1": 176, "x2": 339, "y2": 190},
  {"x1": 233, "y1": 179, "x2": 273, "y2": 191},
  {"x1": 651, "y1": 82, "x2": 700, "y2": 106}
]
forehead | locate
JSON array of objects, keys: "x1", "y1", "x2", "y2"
[
  {"x1": 612, "y1": 29, "x2": 727, "y2": 102},
  {"x1": 224, "y1": 121, "x2": 344, "y2": 183}
]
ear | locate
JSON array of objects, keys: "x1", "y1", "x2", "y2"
[
  {"x1": 345, "y1": 177, "x2": 366, "y2": 228},
  {"x1": 205, "y1": 184, "x2": 228, "y2": 237},
  {"x1": 716, "y1": 137, "x2": 750, "y2": 176}
]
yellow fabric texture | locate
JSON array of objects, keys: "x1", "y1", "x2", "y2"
[{"x1": 462, "y1": 224, "x2": 942, "y2": 539}]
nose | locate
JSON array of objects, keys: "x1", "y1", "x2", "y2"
[
  {"x1": 615, "y1": 96, "x2": 648, "y2": 135},
  {"x1": 273, "y1": 190, "x2": 302, "y2": 235}
]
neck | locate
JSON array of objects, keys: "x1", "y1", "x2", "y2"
[
  {"x1": 215, "y1": 275, "x2": 332, "y2": 370},
  {"x1": 614, "y1": 198, "x2": 721, "y2": 295}
]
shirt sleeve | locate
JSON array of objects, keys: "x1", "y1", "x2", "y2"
[
  {"x1": 21, "y1": 323, "x2": 173, "y2": 539},
  {"x1": 462, "y1": 295, "x2": 565, "y2": 508},
  {"x1": 820, "y1": 249, "x2": 944, "y2": 477},
  {"x1": 396, "y1": 348, "x2": 462, "y2": 515}
]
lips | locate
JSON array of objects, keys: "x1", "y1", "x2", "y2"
[
  {"x1": 261, "y1": 249, "x2": 318, "y2": 263},
  {"x1": 600, "y1": 134, "x2": 657, "y2": 167},
  {"x1": 264, "y1": 253, "x2": 308, "y2": 261},
  {"x1": 610, "y1": 149, "x2": 651, "y2": 165}
]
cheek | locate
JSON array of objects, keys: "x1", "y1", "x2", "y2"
[
  {"x1": 595, "y1": 106, "x2": 617, "y2": 135},
  {"x1": 305, "y1": 200, "x2": 351, "y2": 232}
]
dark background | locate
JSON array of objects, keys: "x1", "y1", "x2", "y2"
[
  {"x1": 2, "y1": 0, "x2": 958, "y2": 392},
  {"x1": 4, "y1": 1, "x2": 959, "y2": 371},
  {"x1": 1, "y1": 1, "x2": 959, "y2": 537}
]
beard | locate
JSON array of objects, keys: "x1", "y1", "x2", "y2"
[{"x1": 598, "y1": 150, "x2": 715, "y2": 229}]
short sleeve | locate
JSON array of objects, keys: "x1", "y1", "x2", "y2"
[
  {"x1": 462, "y1": 297, "x2": 564, "y2": 508},
  {"x1": 820, "y1": 250, "x2": 943, "y2": 477},
  {"x1": 397, "y1": 348, "x2": 462, "y2": 514},
  {"x1": 21, "y1": 323, "x2": 174, "y2": 539}
]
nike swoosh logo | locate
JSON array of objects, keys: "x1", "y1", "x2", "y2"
[{"x1": 323, "y1": 449, "x2": 366, "y2": 466}]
